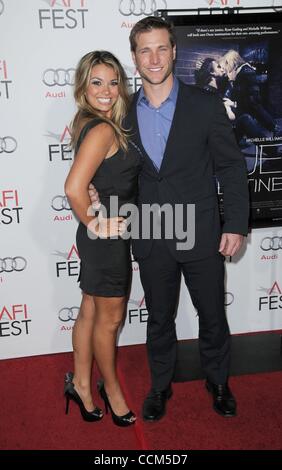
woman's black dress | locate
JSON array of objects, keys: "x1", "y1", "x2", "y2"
[{"x1": 76, "y1": 119, "x2": 141, "y2": 297}]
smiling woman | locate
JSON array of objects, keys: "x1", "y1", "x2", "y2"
[
  {"x1": 70, "y1": 50, "x2": 130, "y2": 150},
  {"x1": 63, "y1": 50, "x2": 141, "y2": 427},
  {"x1": 85, "y1": 65, "x2": 119, "y2": 118}
]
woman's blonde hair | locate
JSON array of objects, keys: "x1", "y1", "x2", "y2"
[
  {"x1": 70, "y1": 50, "x2": 130, "y2": 150},
  {"x1": 220, "y1": 50, "x2": 245, "y2": 75}
]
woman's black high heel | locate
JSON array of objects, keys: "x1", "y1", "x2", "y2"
[
  {"x1": 97, "y1": 380, "x2": 136, "y2": 427},
  {"x1": 64, "y1": 372, "x2": 103, "y2": 422}
]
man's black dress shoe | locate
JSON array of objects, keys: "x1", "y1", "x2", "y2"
[
  {"x1": 142, "y1": 386, "x2": 173, "y2": 421},
  {"x1": 206, "y1": 379, "x2": 237, "y2": 417}
]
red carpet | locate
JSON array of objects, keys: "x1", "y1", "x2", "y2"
[
  {"x1": 0, "y1": 345, "x2": 281, "y2": 450},
  {"x1": 0, "y1": 353, "x2": 140, "y2": 450}
]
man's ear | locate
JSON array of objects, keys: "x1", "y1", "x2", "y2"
[{"x1": 173, "y1": 45, "x2": 176, "y2": 61}]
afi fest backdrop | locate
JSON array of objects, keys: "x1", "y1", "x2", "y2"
[{"x1": 1, "y1": 0, "x2": 282, "y2": 360}]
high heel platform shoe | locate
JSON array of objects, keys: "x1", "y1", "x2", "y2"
[
  {"x1": 64, "y1": 372, "x2": 103, "y2": 422},
  {"x1": 97, "y1": 380, "x2": 136, "y2": 427}
]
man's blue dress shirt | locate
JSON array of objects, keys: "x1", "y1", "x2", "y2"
[{"x1": 136, "y1": 77, "x2": 179, "y2": 171}]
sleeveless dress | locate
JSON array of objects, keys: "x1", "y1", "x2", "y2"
[{"x1": 76, "y1": 119, "x2": 142, "y2": 297}]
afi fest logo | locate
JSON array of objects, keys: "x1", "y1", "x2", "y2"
[
  {"x1": 51, "y1": 194, "x2": 73, "y2": 222},
  {"x1": 205, "y1": 0, "x2": 241, "y2": 5},
  {"x1": 127, "y1": 295, "x2": 148, "y2": 325},
  {"x1": 123, "y1": 64, "x2": 142, "y2": 93},
  {"x1": 0, "y1": 304, "x2": 31, "y2": 338},
  {"x1": 258, "y1": 281, "x2": 282, "y2": 311},
  {"x1": 45, "y1": 126, "x2": 72, "y2": 163},
  {"x1": 0, "y1": 60, "x2": 12, "y2": 99},
  {"x1": 39, "y1": 0, "x2": 88, "y2": 29},
  {"x1": 0, "y1": 190, "x2": 23, "y2": 226},
  {"x1": 42, "y1": 67, "x2": 75, "y2": 99},
  {"x1": 53, "y1": 244, "x2": 80, "y2": 278}
]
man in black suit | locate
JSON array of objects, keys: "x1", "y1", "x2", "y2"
[
  {"x1": 90, "y1": 17, "x2": 249, "y2": 421},
  {"x1": 128, "y1": 16, "x2": 249, "y2": 421}
]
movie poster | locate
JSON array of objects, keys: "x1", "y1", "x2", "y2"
[{"x1": 172, "y1": 12, "x2": 282, "y2": 227}]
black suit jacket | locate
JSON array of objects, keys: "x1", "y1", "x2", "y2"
[{"x1": 125, "y1": 80, "x2": 249, "y2": 262}]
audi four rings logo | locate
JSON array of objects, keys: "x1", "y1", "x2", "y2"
[
  {"x1": 0, "y1": 257, "x2": 27, "y2": 273},
  {"x1": 272, "y1": 1, "x2": 282, "y2": 12},
  {"x1": 0, "y1": 137, "x2": 17, "y2": 154},
  {"x1": 51, "y1": 196, "x2": 71, "y2": 211},
  {"x1": 42, "y1": 68, "x2": 75, "y2": 87},
  {"x1": 224, "y1": 292, "x2": 234, "y2": 306},
  {"x1": 119, "y1": 0, "x2": 167, "y2": 16},
  {"x1": 260, "y1": 237, "x2": 282, "y2": 251},
  {"x1": 58, "y1": 307, "x2": 79, "y2": 322},
  {"x1": 0, "y1": 1, "x2": 4, "y2": 16}
]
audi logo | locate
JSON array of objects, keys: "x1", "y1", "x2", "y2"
[
  {"x1": 260, "y1": 236, "x2": 282, "y2": 251},
  {"x1": 51, "y1": 195, "x2": 71, "y2": 211},
  {"x1": 58, "y1": 307, "x2": 79, "y2": 322},
  {"x1": 119, "y1": 0, "x2": 167, "y2": 16},
  {"x1": 0, "y1": 137, "x2": 17, "y2": 154},
  {"x1": 224, "y1": 292, "x2": 234, "y2": 306},
  {"x1": 272, "y1": 0, "x2": 282, "y2": 12},
  {"x1": 0, "y1": 257, "x2": 27, "y2": 273},
  {"x1": 0, "y1": 0, "x2": 4, "y2": 16},
  {"x1": 42, "y1": 68, "x2": 75, "y2": 87}
]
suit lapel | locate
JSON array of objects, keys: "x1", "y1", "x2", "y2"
[
  {"x1": 127, "y1": 93, "x2": 159, "y2": 175},
  {"x1": 128, "y1": 82, "x2": 194, "y2": 175}
]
